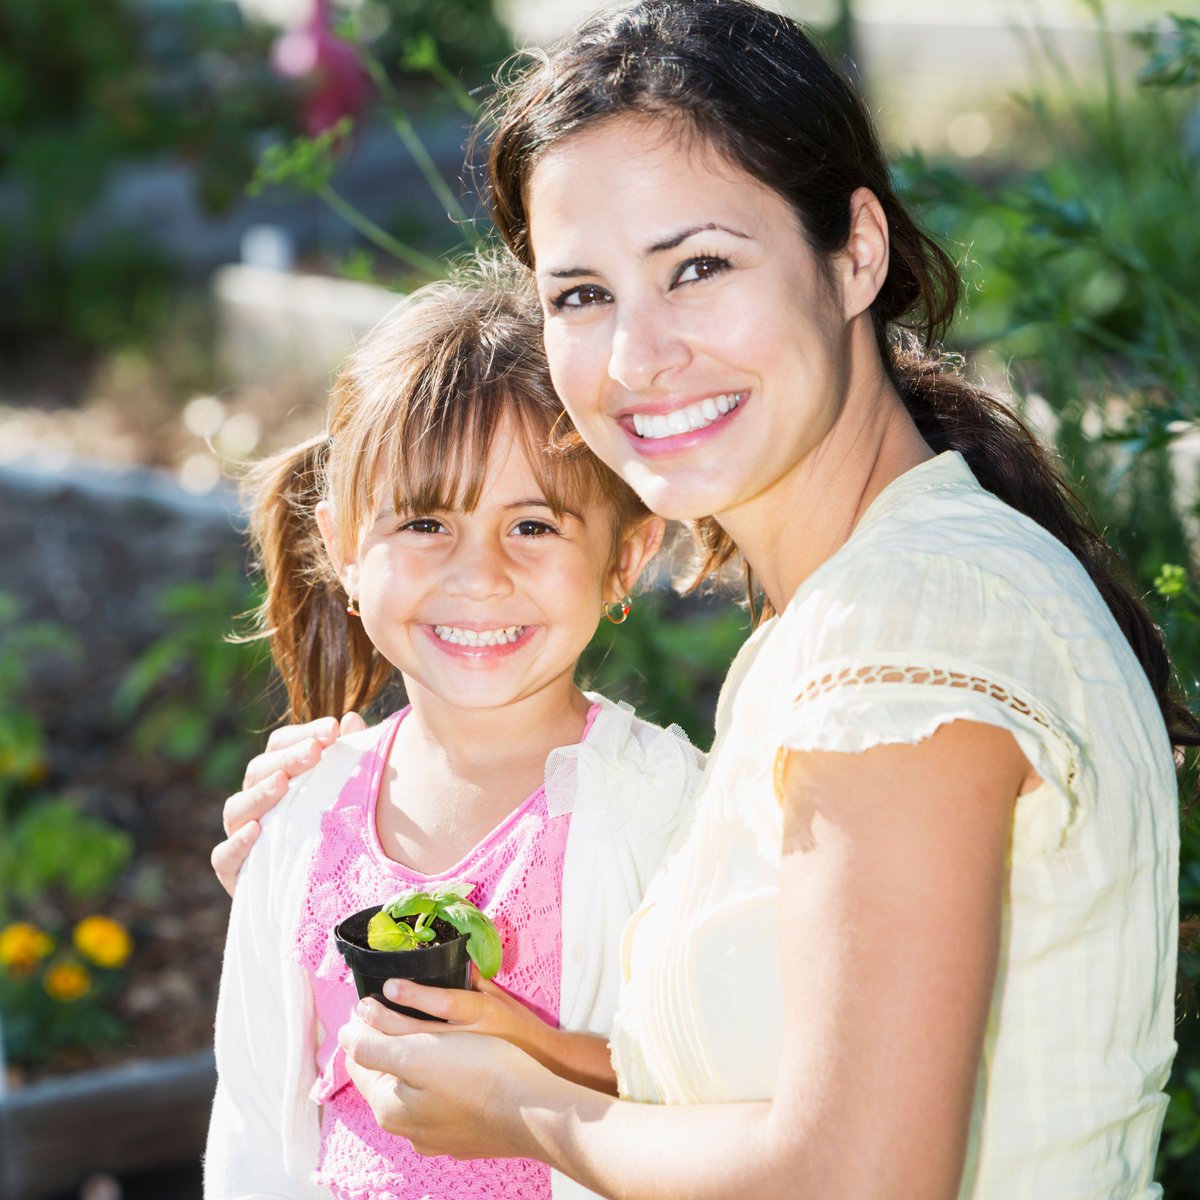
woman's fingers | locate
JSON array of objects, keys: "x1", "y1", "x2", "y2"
[
  {"x1": 261, "y1": 714, "x2": 340, "y2": 758},
  {"x1": 222, "y1": 770, "x2": 288, "y2": 838},
  {"x1": 338, "y1": 711, "x2": 368, "y2": 736},
  {"x1": 211, "y1": 820, "x2": 260, "y2": 897},
  {"x1": 216, "y1": 712, "x2": 363, "y2": 897}
]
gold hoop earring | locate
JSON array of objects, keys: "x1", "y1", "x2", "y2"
[{"x1": 603, "y1": 596, "x2": 632, "y2": 625}]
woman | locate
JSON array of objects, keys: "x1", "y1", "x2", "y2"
[{"x1": 216, "y1": 2, "x2": 1189, "y2": 1195}]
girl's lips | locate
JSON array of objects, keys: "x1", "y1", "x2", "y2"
[
  {"x1": 421, "y1": 623, "x2": 536, "y2": 662},
  {"x1": 619, "y1": 392, "x2": 746, "y2": 456}
]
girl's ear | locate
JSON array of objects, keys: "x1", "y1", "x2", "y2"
[
  {"x1": 605, "y1": 516, "x2": 667, "y2": 602},
  {"x1": 315, "y1": 499, "x2": 360, "y2": 601},
  {"x1": 836, "y1": 186, "x2": 890, "y2": 321}
]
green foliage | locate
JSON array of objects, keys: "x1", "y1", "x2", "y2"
[
  {"x1": 579, "y1": 588, "x2": 748, "y2": 748},
  {"x1": 0, "y1": 0, "x2": 293, "y2": 353},
  {"x1": 0, "y1": 955, "x2": 127, "y2": 1068},
  {"x1": 0, "y1": 596, "x2": 134, "y2": 1069},
  {"x1": 114, "y1": 568, "x2": 279, "y2": 789},
  {"x1": 375, "y1": 883, "x2": 503, "y2": 979},
  {"x1": 1137, "y1": 15, "x2": 1200, "y2": 90},
  {"x1": 0, "y1": 800, "x2": 132, "y2": 908}
]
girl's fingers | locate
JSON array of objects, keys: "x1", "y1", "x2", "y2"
[
  {"x1": 379, "y1": 980, "x2": 483, "y2": 1025},
  {"x1": 211, "y1": 820, "x2": 260, "y2": 897},
  {"x1": 355, "y1": 995, "x2": 449, "y2": 1036}
]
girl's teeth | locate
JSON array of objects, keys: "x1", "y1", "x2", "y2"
[
  {"x1": 433, "y1": 625, "x2": 524, "y2": 647},
  {"x1": 631, "y1": 393, "x2": 742, "y2": 440}
]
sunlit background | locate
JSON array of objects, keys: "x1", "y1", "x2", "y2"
[{"x1": 1, "y1": 2, "x2": 1197, "y2": 1198}]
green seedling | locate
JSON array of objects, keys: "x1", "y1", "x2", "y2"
[{"x1": 367, "y1": 883, "x2": 502, "y2": 980}]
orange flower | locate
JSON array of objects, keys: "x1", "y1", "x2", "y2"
[
  {"x1": 44, "y1": 961, "x2": 91, "y2": 1002},
  {"x1": 73, "y1": 915, "x2": 133, "y2": 969},
  {"x1": 0, "y1": 922, "x2": 55, "y2": 976}
]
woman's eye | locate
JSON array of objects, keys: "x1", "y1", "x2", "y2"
[
  {"x1": 400, "y1": 517, "x2": 444, "y2": 535},
  {"x1": 673, "y1": 256, "x2": 730, "y2": 286},
  {"x1": 553, "y1": 283, "x2": 612, "y2": 311},
  {"x1": 513, "y1": 519, "x2": 557, "y2": 537}
]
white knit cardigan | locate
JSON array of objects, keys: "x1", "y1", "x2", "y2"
[{"x1": 204, "y1": 696, "x2": 705, "y2": 1200}]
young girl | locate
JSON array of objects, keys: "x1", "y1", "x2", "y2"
[{"x1": 203, "y1": 265, "x2": 704, "y2": 1200}]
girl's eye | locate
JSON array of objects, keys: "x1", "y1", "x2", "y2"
[
  {"x1": 673, "y1": 255, "x2": 730, "y2": 286},
  {"x1": 400, "y1": 517, "x2": 445, "y2": 535},
  {"x1": 513, "y1": 519, "x2": 557, "y2": 537},
  {"x1": 552, "y1": 283, "x2": 612, "y2": 311}
]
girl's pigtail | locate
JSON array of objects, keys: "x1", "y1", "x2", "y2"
[{"x1": 243, "y1": 434, "x2": 391, "y2": 723}]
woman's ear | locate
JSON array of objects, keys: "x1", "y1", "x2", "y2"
[
  {"x1": 315, "y1": 499, "x2": 360, "y2": 602},
  {"x1": 837, "y1": 186, "x2": 890, "y2": 321},
  {"x1": 606, "y1": 516, "x2": 667, "y2": 602}
]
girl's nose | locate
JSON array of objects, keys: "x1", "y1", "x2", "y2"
[
  {"x1": 443, "y1": 540, "x2": 515, "y2": 601},
  {"x1": 608, "y1": 300, "x2": 690, "y2": 393}
]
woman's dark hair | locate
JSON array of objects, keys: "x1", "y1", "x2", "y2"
[{"x1": 484, "y1": 0, "x2": 1198, "y2": 748}]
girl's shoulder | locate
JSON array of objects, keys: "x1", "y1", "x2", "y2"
[
  {"x1": 258, "y1": 723, "x2": 393, "y2": 845},
  {"x1": 545, "y1": 695, "x2": 706, "y2": 831}
]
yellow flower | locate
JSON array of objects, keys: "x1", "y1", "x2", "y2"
[
  {"x1": 44, "y1": 961, "x2": 91, "y2": 1002},
  {"x1": 0, "y1": 922, "x2": 55, "y2": 975},
  {"x1": 73, "y1": 915, "x2": 133, "y2": 969}
]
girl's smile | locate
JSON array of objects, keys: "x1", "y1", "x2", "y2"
[{"x1": 319, "y1": 417, "x2": 658, "y2": 724}]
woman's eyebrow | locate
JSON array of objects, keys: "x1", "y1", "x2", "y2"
[
  {"x1": 646, "y1": 222, "x2": 750, "y2": 255},
  {"x1": 541, "y1": 223, "x2": 751, "y2": 280}
]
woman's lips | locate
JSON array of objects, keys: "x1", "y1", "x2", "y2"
[{"x1": 620, "y1": 391, "x2": 746, "y2": 454}]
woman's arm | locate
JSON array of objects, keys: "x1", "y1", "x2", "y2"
[
  {"x1": 340, "y1": 719, "x2": 1028, "y2": 1200},
  {"x1": 212, "y1": 713, "x2": 366, "y2": 895}
]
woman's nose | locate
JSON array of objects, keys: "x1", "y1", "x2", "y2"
[
  {"x1": 608, "y1": 300, "x2": 690, "y2": 393},
  {"x1": 443, "y1": 539, "x2": 514, "y2": 600}
]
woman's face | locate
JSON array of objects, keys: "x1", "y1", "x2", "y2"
[{"x1": 526, "y1": 116, "x2": 854, "y2": 524}]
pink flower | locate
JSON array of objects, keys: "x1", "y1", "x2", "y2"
[{"x1": 271, "y1": 0, "x2": 372, "y2": 136}]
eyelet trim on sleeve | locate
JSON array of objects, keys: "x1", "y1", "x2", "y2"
[{"x1": 775, "y1": 662, "x2": 1086, "y2": 851}]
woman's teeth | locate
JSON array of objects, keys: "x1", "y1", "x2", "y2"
[
  {"x1": 433, "y1": 625, "x2": 525, "y2": 647},
  {"x1": 631, "y1": 393, "x2": 741, "y2": 440}
]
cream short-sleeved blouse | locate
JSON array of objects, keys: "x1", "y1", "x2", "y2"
[{"x1": 610, "y1": 452, "x2": 1178, "y2": 1198}]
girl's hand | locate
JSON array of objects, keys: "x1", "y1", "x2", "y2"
[
  {"x1": 339, "y1": 1013, "x2": 540, "y2": 1160},
  {"x1": 361, "y1": 976, "x2": 618, "y2": 1094},
  {"x1": 212, "y1": 712, "x2": 367, "y2": 896}
]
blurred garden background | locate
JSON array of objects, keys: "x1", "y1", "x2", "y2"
[{"x1": 1, "y1": 0, "x2": 1198, "y2": 1195}]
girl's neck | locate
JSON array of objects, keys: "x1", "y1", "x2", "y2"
[
  {"x1": 719, "y1": 334, "x2": 932, "y2": 613},
  {"x1": 374, "y1": 678, "x2": 593, "y2": 875},
  {"x1": 398, "y1": 677, "x2": 593, "y2": 785}
]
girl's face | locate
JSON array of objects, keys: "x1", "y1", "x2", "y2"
[
  {"x1": 527, "y1": 117, "x2": 858, "y2": 525},
  {"x1": 322, "y1": 419, "x2": 659, "y2": 718}
]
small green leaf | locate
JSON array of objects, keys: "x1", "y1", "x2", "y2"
[
  {"x1": 383, "y1": 888, "x2": 439, "y2": 920},
  {"x1": 367, "y1": 911, "x2": 420, "y2": 951}
]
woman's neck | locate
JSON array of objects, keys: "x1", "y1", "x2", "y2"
[{"x1": 718, "y1": 341, "x2": 933, "y2": 614}]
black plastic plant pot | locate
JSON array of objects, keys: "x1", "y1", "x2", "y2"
[{"x1": 334, "y1": 904, "x2": 471, "y2": 1021}]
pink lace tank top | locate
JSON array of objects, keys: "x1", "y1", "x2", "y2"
[{"x1": 292, "y1": 706, "x2": 593, "y2": 1200}]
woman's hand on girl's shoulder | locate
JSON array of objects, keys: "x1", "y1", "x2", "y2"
[{"x1": 211, "y1": 712, "x2": 367, "y2": 897}]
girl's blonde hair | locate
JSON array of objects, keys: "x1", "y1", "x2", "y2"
[{"x1": 244, "y1": 257, "x2": 650, "y2": 721}]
